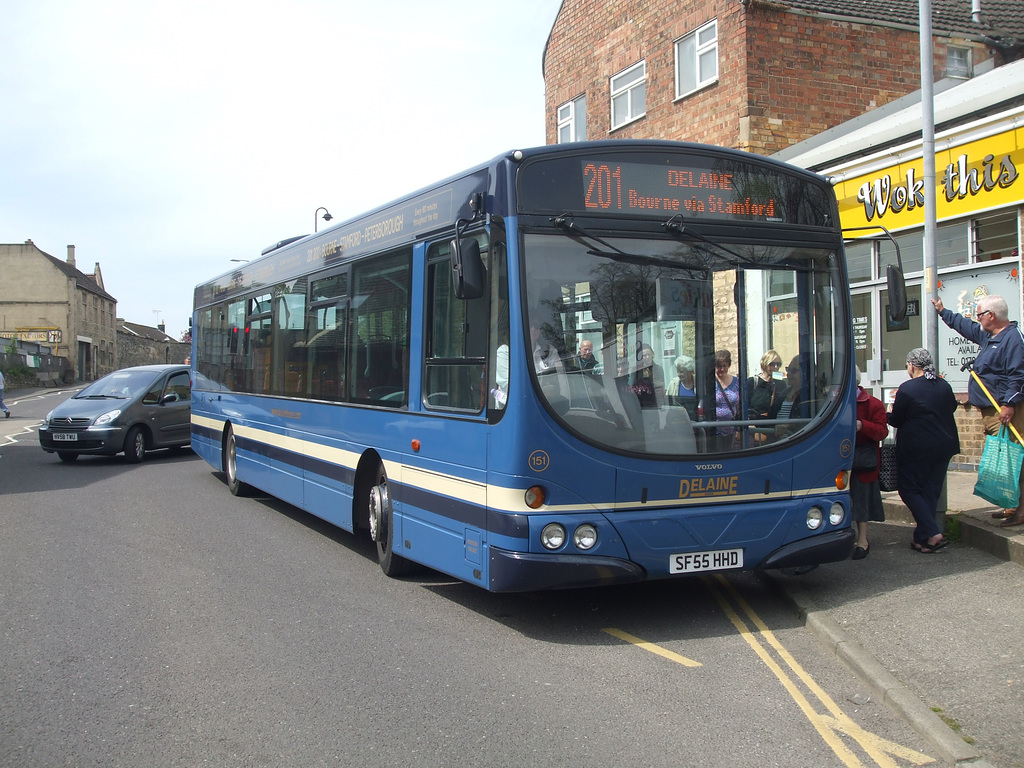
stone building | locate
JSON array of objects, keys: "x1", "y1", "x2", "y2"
[
  {"x1": 0, "y1": 240, "x2": 117, "y2": 381},
  {"x1": 543, "y1": 0, "x2": 1021, "y2": 153},
  {"x1": 117, "y1": 319, "x2": 189, "y2": 368}
]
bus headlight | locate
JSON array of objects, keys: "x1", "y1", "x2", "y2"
[
  {"x1": 829, "y1": 502, "x2": 846, "y2": 526},
  {"x1": 806, "y1": 506, "x2": 824, "y2": 530},
  {"x1": 540, "y1": 523, "x2": 566, "y2": 550},
  {"x1": 574, "y1": 524, "x2": 598, "y2": 550}
]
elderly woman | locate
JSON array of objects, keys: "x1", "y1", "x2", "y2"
[
  {"x1": 850, "y1": 366, "x2": 888, "y2": 559},
  {"x1": 887, "y1": 348, "x2": 960, "y2": 553},
  {"x1": 667, "y1": 355, "x2": 697, "y2": 419}
]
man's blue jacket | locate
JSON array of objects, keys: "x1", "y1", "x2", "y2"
[{"x1": 939, "y1": 308, "x2": 1024, "y2": 408}]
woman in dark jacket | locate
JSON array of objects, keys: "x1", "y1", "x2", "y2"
[{"x1": 887, "y1": 348, "x2": 961, "y2": 553}]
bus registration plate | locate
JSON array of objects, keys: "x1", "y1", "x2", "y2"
[
  {"x1": 670, "y1": 548, "x2": 743, "y2": 574},
  {"x1": 52, "y1": 433, "x2": 78, "y2": 442}
]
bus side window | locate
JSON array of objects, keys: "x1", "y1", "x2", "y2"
[{"x1": 349, "y1": 249, "x2": 411, "y2": 407}]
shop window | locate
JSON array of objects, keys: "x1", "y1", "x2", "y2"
[
  {"x1": 974, "y1": 210, "x2": 1019, "y2": 262},
  {"x1": 936, "y1": 222, "x2": 970, "y2": 268},
  {"x1": 845, "y1": 239, "x2": 873, "y2": 283},
  {"x1": 880, "y1": 231, "x2": 923, "y2": 275},
  {"x1": 610, "y1": 61, "x2": 646, "y2": 129},
  {"x1": 675, "y1": 20, "x2": 718, "y2": 99},
  {"x1": 557, "y1": 95, "x2": 587, "y2": 143}
]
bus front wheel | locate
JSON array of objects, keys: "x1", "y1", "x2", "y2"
[
  {"x1": 367, "y1": 464, "x2": 413, "y2": 577},
  {"x1": 224, "y1": 426, "x2": 250, "y2": 497}
]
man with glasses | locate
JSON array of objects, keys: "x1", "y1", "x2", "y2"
[{"x1": 934, "y1": 294, "x2": 1024, "y2": 526}]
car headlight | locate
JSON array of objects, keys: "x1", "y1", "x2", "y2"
[
  {"x1": 43, "y1": 410, "x2": 54, "y2": 425},
  {"x1": 94, "y1": 409, "x2": 122, "y2": 426}
]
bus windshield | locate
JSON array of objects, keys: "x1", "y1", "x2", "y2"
[{"x1": 522, "y1": 230, "x2": 845, "y2": 456}]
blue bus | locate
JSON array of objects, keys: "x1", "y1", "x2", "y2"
[{"x1": 191, "y1": 140, "x2": 870, "y2": 592}]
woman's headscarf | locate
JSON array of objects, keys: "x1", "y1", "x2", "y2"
[{"x1": 907, "y1": 347, "x2": 938, "y2": 380}]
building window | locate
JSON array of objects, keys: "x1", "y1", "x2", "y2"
[
  {"x1": 845, "y1": 240, "x2": 873, "y2": 283},
  {"x1": 975, "y1": 210, "x2": 1019, "y2": 261},
  {"x1": 557, "y1": 94, "x2": 587, "y2": 143},
  {"x1": 946, "y1": 46, "x2": 971, "y2": 79},
  {"x1": 610, "y1": 61, "x2": 646, "y2": 129},
  {"x1": 675, "y1": 20, "x2": 718, "y2": 99}
]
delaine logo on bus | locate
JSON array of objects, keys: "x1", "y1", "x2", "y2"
[{"x1": 679, "y1": 475, "x2": 739, "y2": 499}]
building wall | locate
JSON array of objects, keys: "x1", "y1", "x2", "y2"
[
  {"x1": 543, "y1": 0, "x2": 992, "y2": 153},
  {"x1": 0, "y1": 243, "x2": 72, "y2": 349},
  {"x1": 117, "y1": 332, "x2": 188, "y2": 368},
  {"x1": 0, "y1": 242, "x2": 117, "y2": 381}
]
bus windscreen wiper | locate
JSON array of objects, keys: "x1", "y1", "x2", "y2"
[
  {"x1": 661, "y1": 214, "x2": 759, "y2": 268},
  {"x1": 551, "y1": 212, "x2": 708, "y2": 273}
]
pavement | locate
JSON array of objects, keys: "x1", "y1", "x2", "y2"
[{"x1": 769, "y1": 471, "x2": 1024, "y2": 767}]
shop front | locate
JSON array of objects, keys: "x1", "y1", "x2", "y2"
[{"x1": 829, "y1": 115, "x2": 1023, "y2": 465}]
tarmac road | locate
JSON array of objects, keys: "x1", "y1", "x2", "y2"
[{"x1": 4, "y1": 385, "x2": 1023, "y2": 766}]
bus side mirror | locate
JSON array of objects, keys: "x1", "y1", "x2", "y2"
[
  {"x1": 452, "y1": 238, "x2": 485, "y2": 300},
  {"x1": 886, "y1": 264, "x2": 907, "y2": 322}
]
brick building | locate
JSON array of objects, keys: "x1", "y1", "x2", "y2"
[
  {"x1": 543, "y1": 0, "x2": 1020, "y2": 153},
  {"x1": 543, "y1": 0, "x2": 1024, "y2": 467},
  {"x1": 0, "y1": 240, "x2": 117, "y2": 381}
]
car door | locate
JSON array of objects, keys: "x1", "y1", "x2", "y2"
[{"x1": 150, "y1": 370, "x2": 192, "y2": 447}]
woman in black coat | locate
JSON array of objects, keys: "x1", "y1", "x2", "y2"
[{"x1": 887, "y1": 348, "x2": 960, "y2": 553}]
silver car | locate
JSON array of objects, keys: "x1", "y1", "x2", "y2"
[{"x1": 39, "y1": 364, "x2": 191, "y2": 463}]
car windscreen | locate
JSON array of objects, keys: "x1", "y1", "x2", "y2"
[{"x1": 76, "y1": 370, "x2": 162, "y2": 400}]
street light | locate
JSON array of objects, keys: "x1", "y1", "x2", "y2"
[{"x1": 315, "y1": 207, "x2": 333, "y2": 232}]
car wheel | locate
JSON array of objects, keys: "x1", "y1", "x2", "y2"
[
  {"x1": 367, "y1": 462, "x2": 413, "y2": 577},
  {"x1": 57, "y1": 451, "x2": 79, "y2": 463},
  {"x1": 224, "y1": 426, "x2": 250, "y2": 496},
  {"x1": 124, "y1": 426, "x2": 146, "y2": 463}
]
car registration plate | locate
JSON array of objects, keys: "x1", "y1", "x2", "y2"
[
  {"x1": 52, "y1": 432, "x2": 78, "y2": 442},
  {"x1": 670, "y1": 548, "x2": 743, "y2": 574}
]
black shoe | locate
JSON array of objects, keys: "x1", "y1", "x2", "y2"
[
  {"x1": 852, "y1": 544, "x2": 870, "y2": 560},
  {"x1": 4, "y1": 411, "x2": 8, "y2": 418}
]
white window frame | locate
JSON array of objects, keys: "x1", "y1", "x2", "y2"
[
  {"x1": 610, "y1": 61, "x2": 646, "y2": 130},
  {"x1": 557, "y1": 94, "x2": 587, "y2": 143},
  {"x1": 946, "y1": 46, "x2": 971, "y2": 79},
  {"x1": 675, "y1": 19, "x2": 719, "y2": 100}
]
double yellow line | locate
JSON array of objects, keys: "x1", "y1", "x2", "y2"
[{"x1": 603, "y1": 575, "x2": 935, "y2": 768}]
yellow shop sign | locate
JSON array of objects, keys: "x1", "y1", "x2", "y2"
[{"x1": 836, "y1": 124, "x2": 1024, "y2": 231}]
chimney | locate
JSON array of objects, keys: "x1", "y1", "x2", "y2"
[
  {"x1": 158, "y1": 322, "x2": 166, "y2": 333},
  {"x1": 67, "y1": 244, "x2": 76, "y2": 267}
]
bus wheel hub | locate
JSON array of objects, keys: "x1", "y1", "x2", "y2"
[{"x1": 369, "y1": 485, "x2": 387, "y2": 543}]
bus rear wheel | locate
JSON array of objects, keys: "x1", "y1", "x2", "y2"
[
  {"x1": 224, "y1": 426, "x2": 250, "y2": 497},
  {"x1": 367, "y1": 463, "x2": 413, "y2": 577}
]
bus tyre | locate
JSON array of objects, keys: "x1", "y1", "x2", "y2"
[
  {"x1": 367, "y1": 464, "x2": 413, "y2": 577},
  {"x1": 224, "y1": 426, "x2": 250, "y2": 497},
  {"x1": 124, "y1": 426, "x2": 146, "y2": 464}
]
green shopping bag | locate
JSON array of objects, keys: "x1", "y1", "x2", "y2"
[{"x1": 974, "y1": 426, "x2": 1024, "y2": 508}]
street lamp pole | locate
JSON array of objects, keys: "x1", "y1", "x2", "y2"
[{"x1": 315, "y1": 207, "x2": 333, "y2": 233}]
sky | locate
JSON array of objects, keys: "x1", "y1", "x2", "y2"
[{"x1": 1, "y1": 0, "x2": 560, "y2": 340}]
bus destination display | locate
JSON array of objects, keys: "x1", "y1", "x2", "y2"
[{"x1": 582, "y1": 160, "x2": 782, "y2": 222}]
